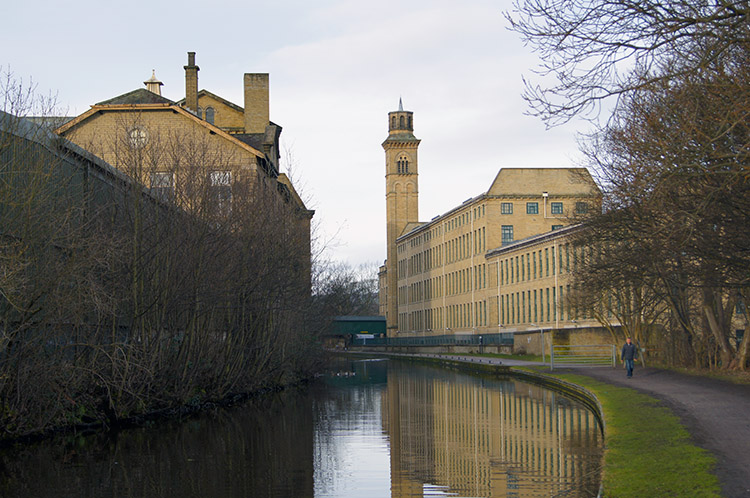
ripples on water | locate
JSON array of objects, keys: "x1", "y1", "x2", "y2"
[{"x1": 0, "y1": 357, "x2": 602, "y2": 497}]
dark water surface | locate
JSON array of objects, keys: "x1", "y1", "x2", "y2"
[{"x1": 0, "y1": 358, "x2": 602, "y2": 497}]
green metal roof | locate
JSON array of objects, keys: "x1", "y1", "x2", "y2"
[{"x1": 330, "y1": 316, "x2": 386, "y2": 336}]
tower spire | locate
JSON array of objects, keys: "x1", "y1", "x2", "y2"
[{"x1": 398, "y1": 97, "x2": 403, "y2": 111}]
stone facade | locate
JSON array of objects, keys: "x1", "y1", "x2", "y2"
[
  {"x1": 380, "y1": 105, "x2": 606, "y2": 347},
  {"x1": 382, "y1": 103, "x2": 420, "y2": 332},
  {"x1": 56, "y1": 52, "x2": 314, "y2": 288},
  {"x1": 190, "y1": 90, "x2": 246, "y2": 133},
  {"x1": 57, "y1": 103, "x2": 264, "y2": 197}
]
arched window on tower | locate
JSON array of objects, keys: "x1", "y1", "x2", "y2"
[
  {"x1": 408, "y1": 115, "x2": 412, "y2": 129},
  {"x1": 205, "y1": 107, "x2": 215, "y2": 124},
  {"x1": 391, "y1": 116, "x2": 396, "y2": 129},
  {"x1": 397, "y1": 154, "x2": 409, "y2": 174},
  {"x1": 399, "y1": 115, "x2": 405, "y2": 128}
]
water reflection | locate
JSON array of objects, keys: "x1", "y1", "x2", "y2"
[
  {"x1": 383, "y1": 361, "x2": 602, "y2": 497},
  {"x1": 0, "y1": 358, "x2": 601, "y2": 497},
  {"x1": 0, "y1": 391, "x2": 316, "y2": 497}
]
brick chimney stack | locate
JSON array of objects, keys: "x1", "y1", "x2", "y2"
[
  {"x1": 184, "y1": 52, "x2": 199, "y2": 114},
  {"x1": 243, "y1": 73, "x2": 269, "y2": 134}
]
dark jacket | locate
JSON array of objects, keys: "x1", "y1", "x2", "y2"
[{"x1": 621, "y1": 342, "x2": 637, "y2": 361}]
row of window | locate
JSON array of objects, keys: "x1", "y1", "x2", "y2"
[
  {"x1": 498, "y1": 243, "x2": 591, "y2": 286},
  {"x1": 399, "y1": 204, "x2": 487, "y2": 253},
  {"x1": 397, "y1": 281, "x2": 600, "y2": 332},
  {"x1": 446, "y1": 205, "x2": 485, "y2": 233},
  {"x1": 501, "y1": 287, "x2": 561, "y2": 325},
  {"x1": 499, "y1": 284, "x2": 590, "y2": 326},
  {"x1": 399, "y1": 228, "x2": 487, "y2": 278},
  {"x1": 448, "y1": 301, "x2": 488, "y2": 329},
  {"x1": 446, "y1": 264, "x2": 488, "y2": 297},
  {"x1": 500, "y1": 201, "x2": 588, "y2": 215},
  {"x1": 398, "y1": 199, "x2": 588, "y2": 254},
  {"x1": 500, "y1": 245, "x2": 558, "y2": 285},
  {"x1": 196, "y1": 106, "x2": 216, "y2": 124},
  {"x1": 149, "y1": 170, "x2": 231, "y2": 203},
  {"x1": 447, "y1": 228, "x2": 486, "y2": 264},
  {"x1": 397, "y1": 300, "x2": 489, "y2": 332},
  {"x1": 398, "y1": 263, "x2": 489, "y2": 305},
  {"x1": 391, "y1": 114, "x2": 412, "y2": 130}
]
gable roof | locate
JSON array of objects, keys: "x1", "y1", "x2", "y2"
[
  {"x1": 175, "y1": 89, "x2": 243, "y2": 113},
  {"x1": 96, "y1": 88, "x2": 175, "y2": 106},
  {"x1": 55, "y1": 103, "x2": 264, "y2": 159}
]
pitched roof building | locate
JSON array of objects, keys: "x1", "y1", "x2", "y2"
[{"x1": 56, "y1": 52, "x2": 313, "y2": 287}]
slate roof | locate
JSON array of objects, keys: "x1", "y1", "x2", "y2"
[
  {"x1": 232, "y1": 133, "x2": 265, "y2": 150},
  {"x1": 96, "y1": 88, "x2": 175, "y2": 106},
  {"x1": 24, "y1": 116, "x2": 76, "y2": 129}
]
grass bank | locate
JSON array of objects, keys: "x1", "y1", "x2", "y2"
[{"x1": 519, "y1": 366, "x2": 721, "y2": 497}]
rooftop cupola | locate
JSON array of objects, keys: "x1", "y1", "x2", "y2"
[{"x1": 143, "y1": 70, "x2": 163, "y2": 95}]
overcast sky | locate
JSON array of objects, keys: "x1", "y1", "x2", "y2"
[{"x1": 2, "y1": 0, "x2": 589, "y2": 269}]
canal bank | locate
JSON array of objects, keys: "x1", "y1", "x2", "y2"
[{"x1": 349, "y1": 351, "x2": 738, "y2": 497}]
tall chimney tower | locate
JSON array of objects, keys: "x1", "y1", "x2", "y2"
[
  {"x1": 382, "y1": 99, "x2": 420, "y2": 334},
  {"x1": 243, "y1": 73, "x2": 269, "y2": 134},
  {"x1": 184, "y1": 52, "x2": 199, "y2": 114}
]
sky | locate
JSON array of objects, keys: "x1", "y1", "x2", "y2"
[{"x1": 2, "y1": 0, "x2": 589, "y2": 269}]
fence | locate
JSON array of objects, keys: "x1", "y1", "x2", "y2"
[
  {"x1": 550, "y1": 344, "x2": 617, "y2": 370},
  {"x1": 350, "y1": 333, "x2": 514, "y2": 347}
]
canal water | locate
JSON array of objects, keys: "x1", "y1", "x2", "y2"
[{"x1": 0, "y1": 358, "x2": 603, "y2": 497}]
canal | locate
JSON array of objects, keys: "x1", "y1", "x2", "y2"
[{"x1": 0, "y1": 357, "x2": 603, "y2": 497}]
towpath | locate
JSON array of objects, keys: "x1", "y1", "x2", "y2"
[
  {"x1": 400, "y1": 353, "x2": 750, "y2": 497},
  {"x1": 566, "y1": 364, "x2": 750, "y2": 497}
]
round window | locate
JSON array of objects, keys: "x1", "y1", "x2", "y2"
[{"x1": 128, "y1": 127, "x2": 148, "y2": 149}]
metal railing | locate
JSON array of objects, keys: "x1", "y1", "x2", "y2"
[
  {"x1": 550, "y1": 344, "x2": 616, "y2": 370},
  {"x1": 350, "y1": 333, "x2": 514, "y2": 347}
]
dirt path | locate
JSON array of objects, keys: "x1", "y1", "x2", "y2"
[{"x1": 566, "y1": 366, "x2": 750, "y2": 497}]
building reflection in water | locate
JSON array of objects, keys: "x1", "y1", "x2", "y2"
[
  {"x1": 382, "y1": 362, "x2": 603, "y2": 497},
  {"x1": 0, "y1": 358, "x2": 601, "y2": 498}
]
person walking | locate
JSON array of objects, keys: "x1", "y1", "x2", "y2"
[{"x1": 621, "y1": 337, "x2": 638, "y2": 378}]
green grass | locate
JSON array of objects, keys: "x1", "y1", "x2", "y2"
[{"x1": 524, "y1": 368, "x2": 722, "y2": 497}]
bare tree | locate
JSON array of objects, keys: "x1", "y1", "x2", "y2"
[
  {"x1": 573, "y1": 57, "x2": 750, "y2": 368},
  {"x1": 0, "y1": 84, "x2": 322, "y2": 438},
  {"x1": 507, "y1": 0, "x2": 750, "y2": 125}
]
